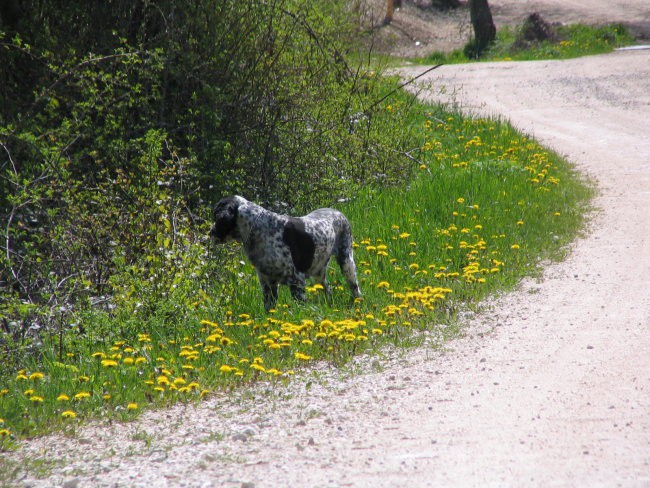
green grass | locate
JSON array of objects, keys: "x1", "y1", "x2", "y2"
[
  {"x1": 0, "y1": 102, "x2": 593, "y2": 448},
  {"x1": 422, "y1": 23, "x2": 634, "y2": 64}
]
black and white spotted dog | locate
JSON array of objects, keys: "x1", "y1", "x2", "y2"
[{"x1": 211, "y1": 195, "x2": 361, "y2": 311}]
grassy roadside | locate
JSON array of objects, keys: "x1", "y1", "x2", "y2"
[
  {"x1": 422, "y1": 23, "x2": 634, "y2": 64},
  {"x1": 0, "y1": 93, "x2": 593, "y2": 448}
]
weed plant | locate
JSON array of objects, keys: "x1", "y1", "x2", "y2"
[{"x1": 0, "y1": 101, "x2": 593, "y2": 446}]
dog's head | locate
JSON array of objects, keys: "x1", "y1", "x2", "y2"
[{"x1": 210, "y1": 196, "x2": 243, "y2": 243}]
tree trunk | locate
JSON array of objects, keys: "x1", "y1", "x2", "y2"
[
  {"x1": 384, "y1": 0, "x2": 395, "y2": 25},
  {"x1": 468, "y1": 0, "x2": 496, "y2": 57}
]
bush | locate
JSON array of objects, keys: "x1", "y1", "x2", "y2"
[{"x1": 0, "y1": 1, "x2": 421, "y2": 370}]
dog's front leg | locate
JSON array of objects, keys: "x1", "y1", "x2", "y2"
[
  {"x1": 259, "y1": 278, "x2": 279, "y2": 312},
  {"x1": 288, "y1": 273, "x2": 307, "y2": 303}
]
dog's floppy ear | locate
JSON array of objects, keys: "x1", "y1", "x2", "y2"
[
  {"x1": 283, "y1": 218, "x2": 315, "y2": 273},
  {"x1": 211, "y1": 197, "x2": 239, "y2": 242}
]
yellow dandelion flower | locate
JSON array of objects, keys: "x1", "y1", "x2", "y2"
[
  {"x1": 24, "y1": 389, "x2": 35, "y2": 396},
  {"x1": 511, "y1": 244, "x2": 520, "y2": 250},
  {"x1": 74, "y1": 391, "x2": 91, "y2": 400},
  {"x1": 57, "y1": 394, "x2": 70, "y2": 401},
  {"x1": 29, "y1": 372, "x2": 44, "y2": 380},
  {"x1": 206, "y1": 333, "x2": 222, "y2": 343},
  {"x1": 0, "y1": 429, "x2": 11, "y2": 436},
  {"x1": 61, "y1": 410, "x2": 77, "y2": 419},
  {"x1": 29, "y1": 395, "x2": 44, "y2": 403},
  {"x1": 295, "y1": 352, "x2": 312, "y2": 361},
  {"x1": 127, "y1": 403, "x2": 138, "y2": 410},
  {"x1": 250, "y1": 363, "x2": 267, "y2": 373},
  {"x1": 219, "y1": 365, "x2": 235, "y2": 373},
  {"x1": 101, "y1": 359, "x2": 118, "y2": 368}
]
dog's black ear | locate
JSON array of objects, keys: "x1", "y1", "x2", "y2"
[
  {"x1": 211, "y1": 197, "x2": 239, "y2": 241},
  {"x1": 283, "y1": 218, "x2": 315, "y2": 273}
]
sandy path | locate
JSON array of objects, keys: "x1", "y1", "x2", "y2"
[{"x1": 8, "y1": 15, "x2": 650, "y2": 488}]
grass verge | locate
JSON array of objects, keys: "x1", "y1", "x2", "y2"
[
  {"x1": 0, "y1": 101, "x2": 593, "y2": 449},
  {"x1": 422, "y1": 23, "x2": 635, "y2": 64}
]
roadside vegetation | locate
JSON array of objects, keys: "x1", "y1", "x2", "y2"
[
  {"x1": 423, "y1": 22, "x2": 634, "y2": 64},
  {"x1": 1, "y1": 1, "x2": 594, "y2": 447}
]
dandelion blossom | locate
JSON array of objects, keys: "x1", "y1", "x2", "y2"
[
  {"x1": 61, "y1": 410, "x2": 77, "y2": 419},
  {"x1": 57, "y1": 394, "x2": 70, "y2": 401},
  {"x1": 127, "y1": 403, "x2": 138, "y2": 411}
]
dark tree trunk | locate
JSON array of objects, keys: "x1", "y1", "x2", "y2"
[
  {"x1": 467, "y1": 0, "x2": 496, "y2": 57},
  {"x1": 384, "y1": 0, "x2": 395, "y2": 25}
]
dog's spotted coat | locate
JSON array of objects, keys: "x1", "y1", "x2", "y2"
[{"x1": 211, "y1": 195, "x2": 361, "y2": 311}]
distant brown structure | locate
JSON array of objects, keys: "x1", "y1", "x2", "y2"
[{"x1": 514, "y1": 13, "x2": 558, "y2": 49}]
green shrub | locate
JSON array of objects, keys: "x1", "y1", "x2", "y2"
[{"x1": 0, "y1": 1, "x2": 422, "y2": 372}]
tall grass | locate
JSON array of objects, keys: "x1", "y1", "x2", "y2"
[{"x1": 0, "y1": 102, "x2": 592, "y2": 447}]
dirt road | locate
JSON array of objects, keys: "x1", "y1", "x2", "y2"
[{"x1": 9, "y1": 10, "x2": 650, "y2": 488}]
